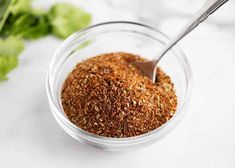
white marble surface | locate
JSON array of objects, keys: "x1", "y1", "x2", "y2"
[{"x1": 0, "y1": 0, "x2": 235, "y2": 167}]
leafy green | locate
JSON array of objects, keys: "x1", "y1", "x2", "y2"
[
  {"x1": 1, "y1": 1, "x2": 91, "y2": 39},
  {"x1": 0, "y1": 0, "x2": 91, "y2": 81},
  {"x1": 0, "y1": 0, "x2": 12, "y2": 31},
  {"x1": 0, "y1": 55, "x2": 18, "y2": 81},
  {"x1": 0, "y1": 36, "x2": 24, "y2": 81},
  {"x1": 10, "y1": 0, "x2": 32, "y2": 15},
  {"x1": 0, "y1": 0, "x2": 49, "y2": 39},
  {"x1": 0, "y1": 36, "x2": 24, "y2": 56},
  {"x1": 49, "y1": 3, "x2": 91, "y2": 39},
  {"x1": 0, "y1": 0, "x2": 11, "y2": 17},
  {"x1": 0, "y1": 0, "x2": 32, "y2": 31},
  {"x1": 1, "y1": 8, "x2": 51, "y2": 39}
]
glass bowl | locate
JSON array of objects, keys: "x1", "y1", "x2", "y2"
[{"x1": 46, "y1": 21, "x2": 192, "y2": 151}]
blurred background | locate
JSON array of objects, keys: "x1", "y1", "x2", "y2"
[{"x1": 0, "y1": 0, "x2": 235, "y2": 168}]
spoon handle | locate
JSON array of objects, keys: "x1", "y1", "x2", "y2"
[{"x1": 155, "y1": 0, "x2": 229, "y2": 64}]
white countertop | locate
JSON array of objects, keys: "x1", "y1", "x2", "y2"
[{"x1": 0, "y1": 0, "x2": 235, "y2": 167}]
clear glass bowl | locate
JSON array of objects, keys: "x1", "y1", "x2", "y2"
[{"x1": 46, "y1": 21, "x2": 192, "y2": 151}]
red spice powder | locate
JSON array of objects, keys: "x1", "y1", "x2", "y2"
[{"x1": 61, "y1": 52, "x2": 177, "y2": 138}]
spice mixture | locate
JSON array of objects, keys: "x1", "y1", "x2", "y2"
[{"x1": 61, "y1": 52, "x2": 177, "y2": 138}]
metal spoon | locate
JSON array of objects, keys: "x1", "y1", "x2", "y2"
[{"x1": 132, "y1": 0, "x2": 229, "y2": 83}]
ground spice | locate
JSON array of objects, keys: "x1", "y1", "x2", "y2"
[{"x1": 61, "y1": 52, "x2": 177, "y2": 138}]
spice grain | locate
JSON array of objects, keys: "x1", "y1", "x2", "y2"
[{"x1": 61, "y1": 52, "x2": 177, "y2": 138}]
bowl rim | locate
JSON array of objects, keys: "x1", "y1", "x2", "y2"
[{"x1": 46, "y1": 21, "x2": 193, "y2": 144}]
